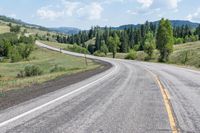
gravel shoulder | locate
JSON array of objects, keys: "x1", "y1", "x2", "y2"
[{"x1": 0, "y1": 60, "x2": 111, "y2": 110}]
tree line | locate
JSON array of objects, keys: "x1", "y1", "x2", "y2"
[
  {"x1": 0, "y1": 32, "x2": 35, "y2": 62},
  {"x1": 55, "y1": 19, "x2": 200, "y2": 61}
]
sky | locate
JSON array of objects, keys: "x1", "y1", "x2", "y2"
[{"x1": 0, "y1": 0, "x2": 200, "y2": 29}]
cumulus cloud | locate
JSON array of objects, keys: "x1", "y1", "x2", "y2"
[
  {"x1": 136, "y1": 0, "x2": 181, "y2": 9},
  {"x1": 77, "y1": 3, "x2": 103, "y2": 20},
  {"x1": 36, "y1": 1, "x2": 103, "y2": 21},
  {"x1": 128, "y1": 0, "x2": 181, "y2": 17},
  {"x1": 186, "y1": 8, "x2": 200, "y2": 21},
  {"x1": 137, "y1": 0, "x2": 153, "y2": 8},
  {"x1": 63, "y1": 1, "x2": 80, "y2": 16},
  {"x1": 37, "y1": 6, "x2": 64, "y2": 20}
]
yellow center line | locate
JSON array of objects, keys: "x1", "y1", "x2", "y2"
[{"x1": 146, "y1": 69, "x2": 178, "y2": 133}]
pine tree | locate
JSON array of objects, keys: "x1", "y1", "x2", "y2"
[
  {"x1": 156, "y1": 18, "x2": 174, "y2": 62},
  {"x1": 108, "y1": 33, "x2": 120, "y2": 58},
  {"x1": 120, "y1": 31, "x2": 129, "y2": 53},
  {"x1": 144, "y1": 32, "x2": 156, "y2": 60},
  {"x1": 195, "y1": 24, "x2": 200, "y2": 40},
  {"x1": 100, "y1": 41, "x2": 109, "y2": 55}
]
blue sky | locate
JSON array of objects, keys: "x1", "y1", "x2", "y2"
[{"x1": 0, "y1": 0, "x2": 200, "y2": 29}]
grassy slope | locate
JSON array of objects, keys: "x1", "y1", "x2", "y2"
[
  {"x1": 0, "y1": 46, "x2": 99, "y2": 92},
  {"x1": 169, "y1": 41, "x2": 200, "y2": 68},
  {"x1": 40, "y1": 41, "x2": 73, "y2": 50},
  {"x1": 0, "y1": 23, "x2": 10, "y2": 34},
  {"x1": 0, "y1": 20, "x2": 57, "y2": 36},
  {"x1": 95, "y1": 40, "x2": 200, "y2": 68}
]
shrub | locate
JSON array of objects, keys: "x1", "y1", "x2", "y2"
[
  {"x1": 17, "y1": 43, "x2": 34, "y2": 59},
  {"x1": 93, "y1": 50, "x2": 105, "y2": 57},
  {"x1": 0, "y1": 40, "x2": 11, "y2": 57},
  {"x1": 17, "y1": 65, "x2": 43, "y2": 78},
  {"x1": 125, "y1": 50, "x2": 137, "y2": 60},
  {"x1": 67, "y1": 44, "x2": 89, "y2": 54},
  {"x1": 10, "y1": 25, "x2": 21, "y2": 33},
  {"x1": 174, "y1": 37, "x2": 183, "y2": 44},
  {"x1": 8, "y1": 46, "x2": 22, "y2": 62},
  {"x1": 19, "y1": 36, "x2": 35, "y2": 44},
  {"x1": 50, "y1": 65, "x2": 66, "y2": 73},
  {"x1": 136, "y1": 51, "x2": 148, "y2": 61},
  {"x1": 133, "y1": 44, "x2": 140, "y2": 51}
]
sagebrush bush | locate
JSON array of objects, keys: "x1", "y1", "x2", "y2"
[
  {"x1": 67, "y1": 44, "x2": 89, "y2": 54},
  {"x1": 136, "y1": 51, "x2": 148, "y2": 61},
  {"x1": 17, "y1": 65, "x2": 43, "y2": 78},
  {"x1": 125, "y1": 50, "x2": 137, "y2": 60},
  {"x1": 93, "y1": 50, "x2": 105, "y2": 57},
  {"x1": 50, "y1": 65, "x2": 66, "y2": 73},
  {"x1": 8, "y1": 46, "x2": 22, "y2": 62}
]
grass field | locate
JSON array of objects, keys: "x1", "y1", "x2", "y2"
[
  {"x1": 41, "y1": 40, "x2": 200, "y2": 69},
  {"x1": 0, "y1": 46, "x2": 100, "y2": 92},
  {"x1": 40, "y1": 41, "x2": 73, "y2": 50},
  {"x1": 169, "y1": 41, "x2": 200, "y2": 68},
  {"x1": 0, "y1": 24, "x2": 10, "y2": 34}
]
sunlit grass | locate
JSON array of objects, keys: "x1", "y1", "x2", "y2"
[{"x1": 0, "y1": 46, "x2": 99, "y2": 91}]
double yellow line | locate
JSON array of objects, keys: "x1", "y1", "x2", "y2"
[{"x1": 147, "y1": 70, "x2": 178, "y2": 133}]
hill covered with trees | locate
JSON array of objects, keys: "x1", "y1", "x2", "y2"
[{"x1": 54, "y1": 18, "x2": 200, "y2": 62}]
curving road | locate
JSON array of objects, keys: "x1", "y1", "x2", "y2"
[{"x1": 0, "y1": 41, "x2": 200, "y2": 133}]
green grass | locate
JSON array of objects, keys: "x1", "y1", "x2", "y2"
[
  {"x1": 0, "y1": 25, "x2": 10, "y2": 34},
  {"x1": 134, "y1": 41, "x2": 200, "y2": 68},
  {"x1": 105, "y1": 41, "x2": 200, "y2": 69},
  {"x1": 0, "y1": 46, "x2": 100, "y2": 92},
  {"x1": 169, "y1": 41, "x2": 200, "y2": 68},
  {"x1": 40, "y1": 41, "x2": 73, "y2": 50},
  {"x1": 85, "y1": 38, "x2": 96, "y2": 46},
  {"x1": 106, "y1": 53, "x2": 126, "y2": 59}
]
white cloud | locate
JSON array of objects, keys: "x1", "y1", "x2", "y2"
[
  {"x1": 165, "y1": 0, "x2": 181, "y2": 9},
  {"x1": 62, "y1": 1, "x2": 80, "y2": 16},
  {"x1": 186, "y1": 8, "x2": 200, "y2": 21},
  {"x1": 127, "y1": 7, "x2": 160, "y2": 16},
  {"x1": 37, "y1": 6, "x2": 64, "y2": 20},
  {"x1": 131, "y1": 0, "x2": 181, "y2": 17},
  {"x1": 137, "y1": 0, "x2": 153, "y2": 8},
  {"x1": 75, "y1": 2, "x2": 103, "y2": 20},
  {"x1": 37, "y1": 1, "x2": 103, "y2": 21},
  {"x1": 136, "y1": 0, "x2": 181, "y2": 10}
]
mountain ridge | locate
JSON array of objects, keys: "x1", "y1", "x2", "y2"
[{"x1": 0, "y1": 15, "x2": 200, "y2": 34}]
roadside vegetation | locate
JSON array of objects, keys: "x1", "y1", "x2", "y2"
[
  {"x1": 0, "y1": 19, "x2": 100, "y2": 94},
  {"x1": 0, "y1": 47, "x2": 99, "y2": 92},
  {"x1": 52, "y1": 18, "x2": 200, "y2": 68}
]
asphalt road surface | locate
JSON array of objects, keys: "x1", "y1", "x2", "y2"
[{"x1": 0, "y1": 41, "x2": 199, "y2": 133}]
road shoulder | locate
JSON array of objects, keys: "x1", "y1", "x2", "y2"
[{"x1": 0, "y1": 60, "x2": 111, "y2": 111}]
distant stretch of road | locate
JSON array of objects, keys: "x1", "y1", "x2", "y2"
[{"x1": 0, "y1": 41, "x2": 199, "y2": 133}]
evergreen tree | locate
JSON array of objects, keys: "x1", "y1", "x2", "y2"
[
  {"x1": 120, "y1": 31, "x2": 129, "y2": 53},
  {"x1": 108, "y1": 33, "x2": 120, "y2": 58},
  {"x1": 100, "y1": 41, "x2": 109, "y2": 55},
  {"x1": 95, "y1": 32, "x2": 101, "y2": 51},
  {"x1": 156, "y1": 18, "x2": 174, "y2": 62},
  {"x1": 195, "y1": 24, "x2": 200, "y2": 40},
  {"x1": 144, "y1": 32, "x2": 156, "y2": 60}
]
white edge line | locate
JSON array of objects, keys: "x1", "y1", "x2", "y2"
[{"x1": 0, "y1": 43, "x2": 118, "y2": 128}]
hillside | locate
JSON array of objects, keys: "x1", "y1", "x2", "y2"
[
  {"x1": 169, "y1": 41, "x2": 200, "y2": 68},
  {"x1": 0, "y1": 45, "x2": 99, "y2": 92},
  {"x1": 49, "y1": 27, "x2": 80, "y2": 34},
  {"x1": 0, "y1": 15, "x2": 80, "y2": 34},
  {"x1": 114, "y1": 20, "x2": 200, "y2": 30}
]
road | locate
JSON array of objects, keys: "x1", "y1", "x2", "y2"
[{"x1": 0, "y1": 41, "x2": 200, "y2": 133}]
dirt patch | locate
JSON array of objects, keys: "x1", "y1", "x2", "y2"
[{"x1": 0, "y1": 60, "x2": 112, "y2": 110}]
